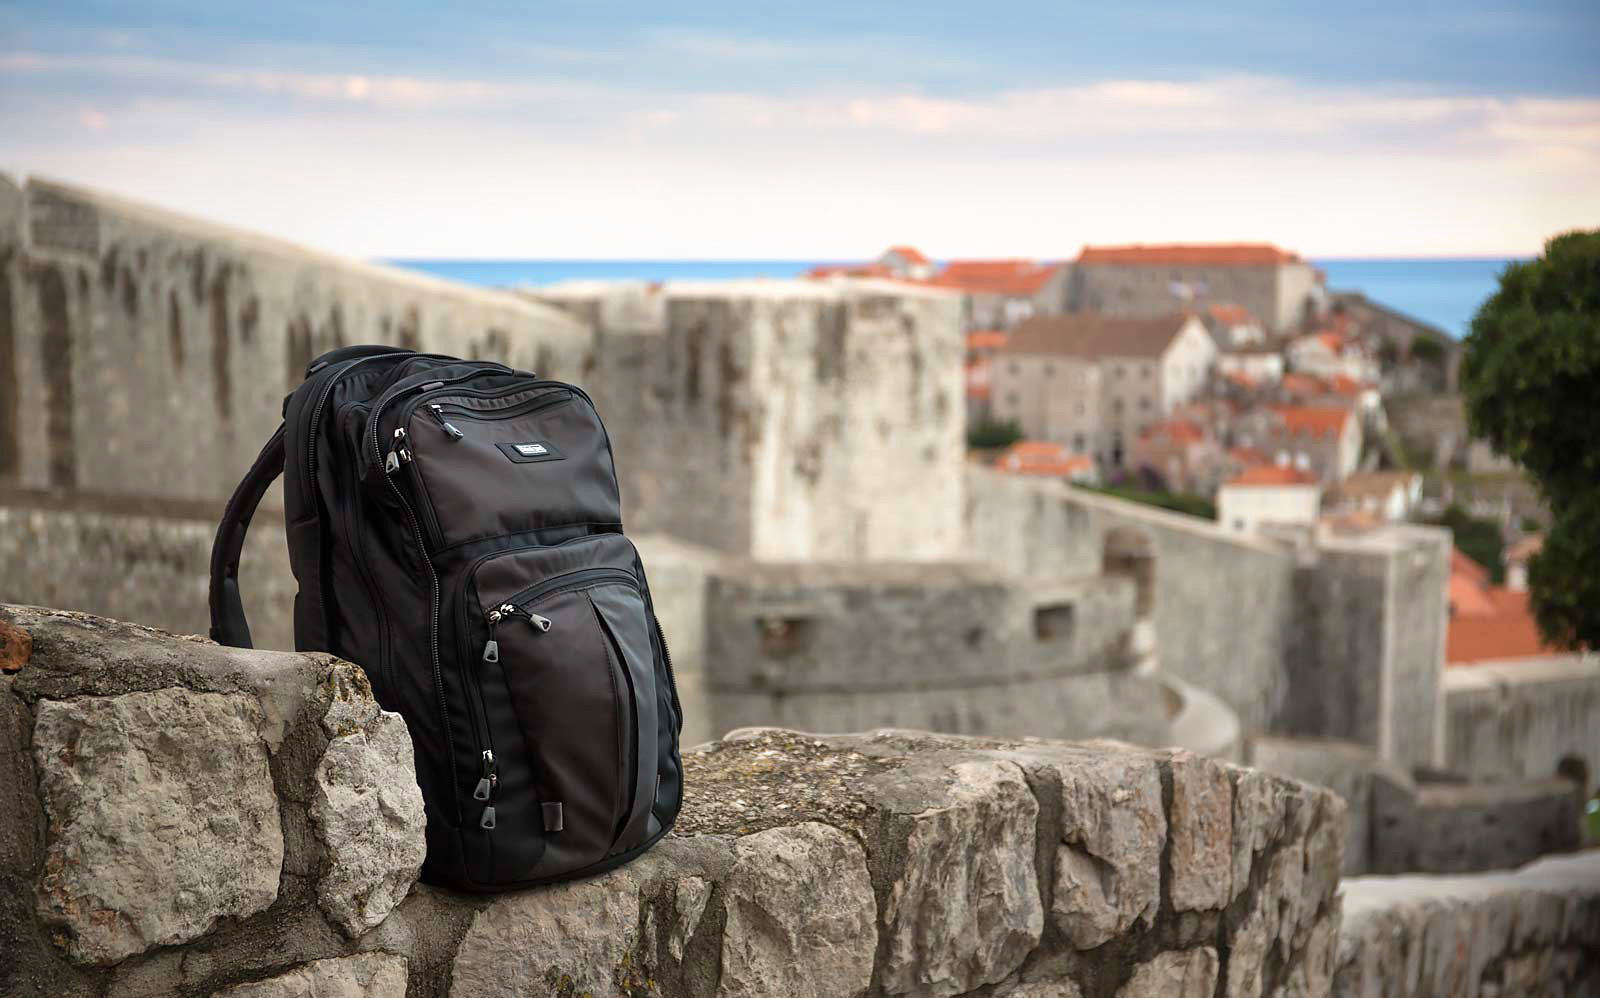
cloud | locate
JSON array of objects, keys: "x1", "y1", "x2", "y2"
[{"x1": 2, "y1": 49, "x2": 1596, "y2": 258}]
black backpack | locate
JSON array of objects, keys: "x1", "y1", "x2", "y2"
[{"x1": 208, "y1": 344, "x2": 682, "y2": 891}]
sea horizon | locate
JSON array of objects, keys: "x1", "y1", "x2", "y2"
[{"x1": 388, "y1": 255, "x2": 1525, "y2": 339}]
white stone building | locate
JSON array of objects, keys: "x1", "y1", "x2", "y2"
[
  {"x1": 1217, "y1": 466, "x2": 1323, "y2": 534},
  {"x1": 989, "y1": 314, "x2": 1217, "y2": 467}
]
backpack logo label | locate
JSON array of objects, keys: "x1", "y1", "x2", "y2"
[{"x1": 496, "y1": 440, "x2": 565, "y2": 464}]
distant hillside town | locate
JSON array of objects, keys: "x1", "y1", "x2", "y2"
[{"x1": 813, "y1": 242, "x2": 1547, "y2": 666}]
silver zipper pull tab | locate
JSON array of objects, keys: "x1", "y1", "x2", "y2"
[
  {"x1": 428, "y1": 404, "x2": 465, "y2": 441},
  {"x1": 529, "y1": 613, "x2": 552, "y2": 633},
  {"x1": 384, "y1": 427, "x2": 412, "y2": 473},
  {"x1": 479, "y1": 805, "x2": 497, "y2": 830}
]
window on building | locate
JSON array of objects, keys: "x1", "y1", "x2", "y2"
[
  {"x1": 1139, "y1": 397, "x2": 1150, "y2": 412},
  {"x1": 1044, "y1": 363, "x2": 1055, "y2": 377},
  {"x1": 1008, "y1": 362, "x2": 1019, "y2": 375},
  {"x1": 1074, "y1": 402, "x2": 1085, "y2": 415},
  {"x1": 1073, "y1": 433, "x2": 1085, "y2": 451},
  {"x1": 1111, "y1": 399, "x2": 1124, "y2": 414},
  {"x1": 1141, "y1": 365, "x2": 1152, "y2": 379},
  {"x1": 1006, "y1": 392, "x2": 1018, "y2": 407},
  {"x1": 1113, "y1": 365, "x2": 1125, "y2": 379}
]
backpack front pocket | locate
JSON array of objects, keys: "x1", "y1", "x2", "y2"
[{"x1": 462, "y1": 535, "x2": 661, "y2": 882}]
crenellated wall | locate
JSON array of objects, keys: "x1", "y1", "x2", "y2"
[{"x1": 0, "y1": 603, "x2": 1348, "y2": 998}]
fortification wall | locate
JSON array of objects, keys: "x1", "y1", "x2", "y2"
[
  {"x1": 2, "y1": 604, "x2": 1346, "y2": 998},
  {"x1": 962, "y1": 469, "x2": 1450, "y2": 769},
  {"x1": 0, "y1": 177, "x2": 591, "y2": 504},
  {"x1": 1250, "y1": 736, "x2": 1582, "y2": 877},
  {"x1": 1334, "y1": 851, "x2": 1600, "y2": 998},
  {"x1": 696, "y1": 559, "x2": 1184, "y2": 746},
  {"x1": 1444, "y1": 655, "x2": 1600, "y2": 785},
  {"x1": 535, "y1": 279, "x2": 967, "y2": 562}
]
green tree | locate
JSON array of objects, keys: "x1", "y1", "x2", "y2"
[
  {"x1": 967, "y1": 417, "x2": 1024, "y2": 450},
  {"x1": 1460, "y1": 230, "x2": 1600, "y2": 648}
]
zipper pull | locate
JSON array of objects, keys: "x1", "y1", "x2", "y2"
[
  {"x1": 483, "y1": 607, "x2": 503, "y2": 663},
  {"x1": 473, "y1": 749, "x2": 498, "y2": 801},
  {"x1": 383, "y1": 427, "x2": 412, "y2": 474},
  {"x1": 427, "y1": 404, "x2": 465, "y2": 441},
  {"x1": 479, "y1": 805, "x2": 497, "y2": 830},
  {"x1": 528, "y1": 612, "x2": 552, "y2": 633}
]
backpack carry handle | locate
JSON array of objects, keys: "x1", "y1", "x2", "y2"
[
  {"x1": 209, "y1": 423, "x2": 287, "y2": 648},
  {"x1": 303, "y1": 344, "x2": 410, "y2": 377}
]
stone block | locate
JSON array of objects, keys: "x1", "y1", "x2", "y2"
[
  {"x1": 872, "y1": 758, "x2": 1044, "y2": 997},
  {"x1": 720, "y1": 822, "x2": 877, "y2": 998},
  {"x1": 1166, "y1": 750, "x2": 1234, "y2": 911},
  {"x1": 211, "y1": 952, "x2": 408, "y2": 997},
  {"x1": 310, "y1": 663, "x2": 426, "y2": 938},
  {"x1": 1045, "y1": 750, "x2": 1166, "y2": 949},
  {"x1": 31, "y1": 688, "x2": 282, "y2": 964},
  {"x1": 1118, "y1": 947, "x2": 1219, "y2": 998}
]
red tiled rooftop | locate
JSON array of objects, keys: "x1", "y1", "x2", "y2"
[
  {"x1": 1224, "y1": 466, "x2": 1320, "y2": 487},
  {"x1": 1207, "y1": 303, "x2": 1257, "y2": 325},
  {"x1": 994, "y1": 441, "x2": 1094, "y2": 478},
  {"x1": 1229, "y1": 446, "x2": 1271, "y2": 468},
  {"x1": 1268, "y1": 404, "x2": 1352, "y2": 438},
  {"x1": 1450, "y1": 547, "x2": 1490, "y2": 588},
  {"x1": 1078, "y1": 243, "x2": 1301, "y2": 266},
  {"x1": 928, "y1": 259, "x2": 1062, "y2": 296},
  {"x1": 966, "y1": 330, "x2": 1010, "y2": 351},
  {"x1": 1447, "y1": 586, "x2": 1560, "y2": 664}
]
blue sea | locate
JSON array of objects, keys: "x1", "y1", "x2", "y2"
[{"x1": 389, "y1": 256, "x2": 1521, "y2": 339}]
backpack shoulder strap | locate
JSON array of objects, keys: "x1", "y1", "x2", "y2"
[{"x1": 209, "y1": 422, "x2": 287, "y2": 648}]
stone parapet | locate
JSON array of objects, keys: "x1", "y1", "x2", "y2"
[
  {"x1": 1, "y1": 604, "x2": 1344, "y2": 998},
  {"x1": 1334, "y1": 851, "x2": 1600, "y2": 997}
]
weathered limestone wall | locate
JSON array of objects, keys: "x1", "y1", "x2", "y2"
[
  {"x1": 2, "y1": 604, "x2": 1346, "y2": 998},
  {"x1": 0, "y1": 176, "x2": 591, "y2": 503},
  {"x1": 962, "y1": 469, "x2": 1451, "y2": 770},
  {"x1": 1250, "y1": 736, "x2": 1583, "y2": 877},
  {"x1": 0, "y1": 501, "x2": 295, "y2": 651},
  {"x1": 1444, "y1": 655, "x2": 1600, "y2": 784},
  {"x1": 535, "y1": 278, "x2": 967, "y2": 563},
  {"x1": 697, "y1": 559, "x2": 1183, "y2": 747},
  {"x1": 1334, "y1": 851, "x2": 1600, "y2": 998},
  {"x1": 963, "y1": 467, "x2": 1298, "y2": 740}
]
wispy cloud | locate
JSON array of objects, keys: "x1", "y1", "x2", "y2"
[{"x1": 2, "y1": 46, "x2": 1596, "y2": 258}]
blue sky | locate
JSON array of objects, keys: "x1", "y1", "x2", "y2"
[{"x1": 2, "y1": 1, "x2": 1597, "y2": 257}]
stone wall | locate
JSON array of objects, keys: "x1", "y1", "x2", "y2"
[
  {"x1": 0, "y1": 498, "x2": 295, "y2": 651},
  {"x1": 1334, "y1": 851, "x2": 1600, "y2": 998},
  {"x1": 697, "y1": 559, "x2": 1183, "y2": 747},
  {"x1": 0, "y1": 176, "x2": 591, "y2": 503},
  {"x1": 534, "y1": 278, "x2": 967, "y2": 563},
  {"x1": 1249, "y1": 736, "x2": 1582, "y2": 878},
  {"x1": 1443, "y1": 655, "x2": 1600, "y2": 785},
  {"x1": 962, "y1": 469, "x2": 1451, "y2": 770},
  {"x1": 1, "y1": 603, "x2": 1347, "y2": 998}
]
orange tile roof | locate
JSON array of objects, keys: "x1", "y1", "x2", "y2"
[
  {"x1": 1279, "y1": 373, "x2": 1328, "y2": 397},
  {"x1": 1447, "y1": 586, "x2": 1560, "y2": 664},
  {"x1": 1451, "y1": 547, "x2": 1490, "y2": 588},
  {"x1": 1224, "y1": 466, "x2": 1320, "y2": 486},
  {"x1": 1323, "y1": 374, "x2": 1368, "y2": 396},
  {"x1": 1078, "y1": 243, "x2": 1301, "y2": 266},
  {"x1": 1268, "y1": 405, "x2": 1352, "y2": 439},
  {"x1": 885, "y1": 245, "x2": 931, "y2": 266},
  {"x1": 1207, "y1": 303, "x2": 1257, "y2": 325},
  {"x1": 1229, "y1": 446, "x2": 1271, "y2": 468},
  {"x1": 966, "y1": 330, "x2": 1010, "y2": 351},
  {"x1": 1223, "y1": 370, "x2": 1258, "y2": 389},
  {"x1": 995, "y1": 441, "x2": 1094, "y2": 478},
  {"x1": 927, "y1": 259, "x2": 1062, "y2": 295},
  {"x1": 806, "y1": 262, "x2": 894, "y2": 279}
]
